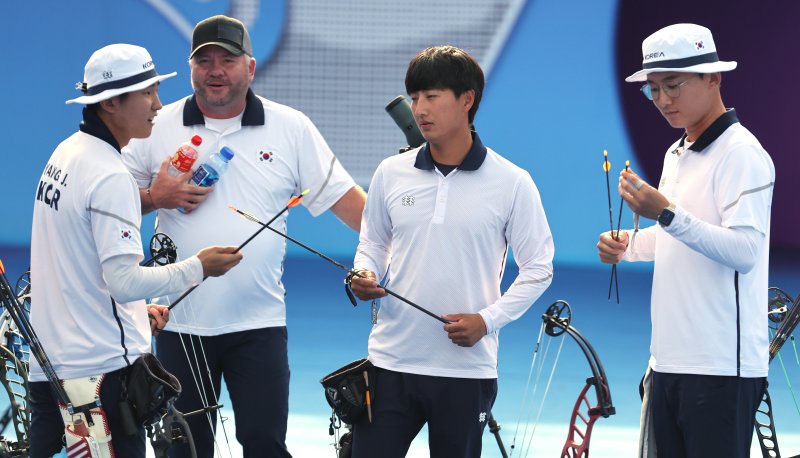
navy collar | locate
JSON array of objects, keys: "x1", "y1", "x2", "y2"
[
  {"x1": 414, "y1": 131, "x2": 487, "y2": 171},
  {"x1": 676, "y1": 108, "x2": 739, "y2": 153},
  {"x1": 183, "y1": 88, "x2": 265, "y2": 127},
  {"x1": 78, "y1": 107, "x2": 121, "y2": 153}
]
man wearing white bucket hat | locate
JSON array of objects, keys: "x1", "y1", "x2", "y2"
[
  {"x1": 597, "y1": 23, "x2": 775, "y2": 457},
  {"x1": 30, "y1": 44, "x2": 241, "y2": 457}
]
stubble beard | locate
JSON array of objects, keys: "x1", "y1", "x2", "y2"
[{"x1": 196, "y1": 81, "x2": 248, "y2": 108}]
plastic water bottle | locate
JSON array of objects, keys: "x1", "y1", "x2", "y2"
[
  {"x1": 191, "y1": 146, "x2": 235, "y2": 187},
  {"x1": 169, "y1": 135, "x2": 202, "y2": 176}
]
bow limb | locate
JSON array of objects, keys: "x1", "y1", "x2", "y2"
[
  {"x1": 507, "y1": 301, "x2": 615, "y2": 458},
  {"x1": 542, "y1": 306, "x2": 615, "y2": 458}
]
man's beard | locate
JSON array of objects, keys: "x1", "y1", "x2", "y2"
[{"x1": 196, "y1": 81, "x2": 247, "y2": 107}]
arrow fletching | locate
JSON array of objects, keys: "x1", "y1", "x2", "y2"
[
  {"x1": 228, "y1": 204, "x2": 264, "y2": 225},
  {"x1": 288, "y1": 189, "x2": 310, "y2": 209}
]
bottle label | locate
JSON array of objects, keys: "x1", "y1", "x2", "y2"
[
  {"x1": 171, "y1": 146, "x2": 197, "y2": 173},
  {"x1": 191, "y1": 165, "x2": 219, "y2": 187}
]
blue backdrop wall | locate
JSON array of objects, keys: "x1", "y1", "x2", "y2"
[{"x1": 1, "y1": 0, "x2": 797, "y2": 267}]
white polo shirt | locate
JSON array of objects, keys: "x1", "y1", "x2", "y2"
[
  {"x1": 354, "y1": 134, "x2": 554, "y2": 379},
  {"x1": 30, "y1": 111, "x2": 151, "y2": 382},
  {"x1": 626, "y1": 110, "x2": 774, "y2": 377},
  {"x1": 123, "y1": 90, "x2": 356, "y2": 335}
]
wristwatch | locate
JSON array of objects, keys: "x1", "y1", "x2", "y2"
[{"x1": 657, "y1": 203, "x2": 676, "y2": 227}]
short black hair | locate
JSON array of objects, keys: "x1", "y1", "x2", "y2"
[{"x1": 405, "y1": 46, "x2": 484, "y2": 124}]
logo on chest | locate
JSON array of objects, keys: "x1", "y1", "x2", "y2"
[
  {"x1": 401, "y1": 195, "x2": 415, "y2": 207},
  {"x1": 258, "y1": 150, "x2": 275, "y2": 163}
]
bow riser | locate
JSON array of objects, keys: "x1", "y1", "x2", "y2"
[
  {"x1": 754, "y1": 385, "x2": 781, "y2": 458},
  {"x1": 560, "y1": 382, "x2": 600, "y2": 458}
]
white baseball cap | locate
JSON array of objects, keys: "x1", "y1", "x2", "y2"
[
  {"x1": 66, "y1": 44, "x2": 176, "y2": 104},
  {"x1": 625, "y1": 23, "x2": 737, "y2": 83}
]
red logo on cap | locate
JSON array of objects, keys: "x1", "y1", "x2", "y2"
[{"x1": 695, "y1": 41, "x2": 704, "y2": 50}]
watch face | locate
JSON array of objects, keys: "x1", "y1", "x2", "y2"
[{"x1": 658, "y1": 208, "x2": 675, "y2": 227}]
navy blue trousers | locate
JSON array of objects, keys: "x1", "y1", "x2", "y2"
[
  {"x1": 29, "y1": 367, "x2": 146, "y2": 458},
  {"x1": 650, "y1": 371, "x2": 766, "y2": 458},
  {"x1": 156, "y1": 327, "x2": 291, "y2": 458},
  {"x1": 351, "y1": 367, "x2": 497, "y2": 458}
]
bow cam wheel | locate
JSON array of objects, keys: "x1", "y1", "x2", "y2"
[
  {"x1": 543, "y1": 300, "x2": 572, "y2": 337},
  {"x1": 767, "y1": 287, "x2": 794, "y2": 331},
  {"x1": 14, "y1": 271, "x2": 31, "y2": 313},
  {"x1": 149, "y1": 233, "x2": 178, "y2": 266}
]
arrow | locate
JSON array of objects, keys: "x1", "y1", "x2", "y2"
[{"x1": 167, "y1": 190, "x2": 309, "y2": 311}]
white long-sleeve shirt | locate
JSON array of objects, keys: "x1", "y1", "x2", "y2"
[
  {"x1": 30, "y1": 112, "x2": 204, "y2": 382},
  {"x1": 623, "y1": 110, "x2": 773, "y2": 377}
]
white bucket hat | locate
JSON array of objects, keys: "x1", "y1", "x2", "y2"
[
  {"x1": 66, "y1": 44, "x2": 176, "y2": 104},
  {"x1": 625, "y1": 23, "x2": 737, "y2": 83}
]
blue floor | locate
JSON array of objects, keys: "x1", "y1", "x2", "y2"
[{"x1": 1, "y1": 246, "x2": 798, "y2": 456}]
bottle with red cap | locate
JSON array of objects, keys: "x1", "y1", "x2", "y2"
[{"x1": 168, "y1": 135, "x2": 202, "y2": 176}]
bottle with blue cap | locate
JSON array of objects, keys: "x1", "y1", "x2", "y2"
[{"x1": 191, "y1": 146, "x2": 235, "y2": 187}]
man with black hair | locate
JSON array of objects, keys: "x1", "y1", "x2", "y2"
[{"x1": 349, "y1": 45, "x2": 554, "y2": 457}]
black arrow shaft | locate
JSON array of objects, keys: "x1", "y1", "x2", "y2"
[
  {"x1": 168, "y1": 204, "x2": 293, "y2": 311},
  {"x1": 254, "y1": 217, "x2": 448, "y2": 324}
]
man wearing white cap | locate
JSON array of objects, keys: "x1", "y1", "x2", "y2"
[
  {"x1": 30, "y1": 44, "x2": 242, "y2": 457},
  {"x1": 122, "y1": 15, "x2": 365, "y2": 458},
  {"x1": 597, "y1": 24, "x2": 775, "y2": 457}
]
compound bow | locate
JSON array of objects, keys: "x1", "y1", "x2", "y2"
[{"x1": 755, "y1": 287, "x2": 800, "y2": 458}]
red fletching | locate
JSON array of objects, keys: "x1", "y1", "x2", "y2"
[{"x1": 287, "y1": 196, "x2": 302, "y2": 208}]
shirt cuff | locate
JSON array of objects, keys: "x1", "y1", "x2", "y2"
[
  {"x1": 662, "y1": 204, "x2": 687, "y2": 236},
  {"x1": 478, "y1": 309, "x2": 496, "y2": 335},
  {"x1": 186, "y1": 255, "x2": 204, "y2": 285}
]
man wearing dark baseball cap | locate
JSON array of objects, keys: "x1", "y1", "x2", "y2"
[
  {"x1": 598, "y1": 23, "x2": 775, "y2": 458},
  {"x1": 189, "y1": 15, "x2": 253, "y2": 59},
  {"x1": 122, "y1": 14, "x2": 366, "y2": 458}
]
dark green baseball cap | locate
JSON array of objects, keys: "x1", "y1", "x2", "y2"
[{"x1": 190, "y1": 15, "x2": 253, "y2": 59}]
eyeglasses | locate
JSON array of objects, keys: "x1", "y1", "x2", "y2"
[{"x1": 640, "y1": 79, "x2": 691, "y2": 101}]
